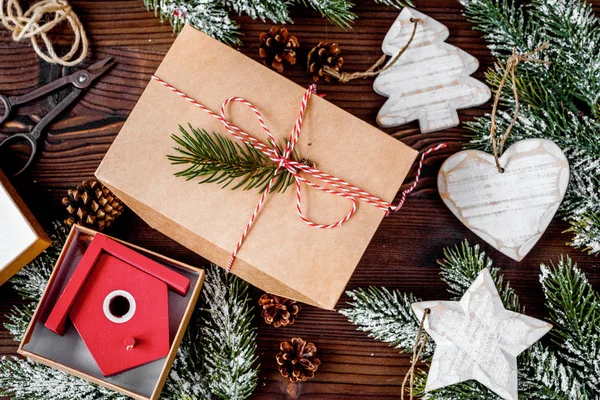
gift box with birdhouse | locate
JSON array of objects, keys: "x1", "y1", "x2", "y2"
[
  {"x1": 17, "y1": 224, "x2": 204, "y2": 400},
  {"x1": 0, "y1": 169, "x2": 51, "y2": 286}
]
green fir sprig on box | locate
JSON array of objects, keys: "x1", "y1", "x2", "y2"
[
  {"x1": 0, "y1": 223, "x2": 258, "y2": 400},
  {"x1": 458, "y1": 0, "x2": 600, "y2": 255},
  {"x1": 340, "y1": 240, "x2": 599, "y2": 399},
  {"x1": 143, "y1": 0, "x2": 418, "y2": 44},
  {"x1": 169, "y1": 125, "x2": 297, "y2": 193}
]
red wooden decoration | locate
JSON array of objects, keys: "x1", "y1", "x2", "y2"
[{"x1": 44, "y1": 234, "x2": 191, "y2": 376}]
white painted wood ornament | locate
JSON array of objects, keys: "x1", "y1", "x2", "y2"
[
  {"x1": 438, "y1": 139, "x2": 569, "y2": 261},
  {"x1": 373, "y1": 8, "x2": 491, "y2": 133},
  {"x1": 412, "y1": 268, "x2": 552, "y2": 400}
]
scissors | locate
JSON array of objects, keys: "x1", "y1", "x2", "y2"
[{"x1": 0, "y1": 58, "x2": 116, "y2": 176}]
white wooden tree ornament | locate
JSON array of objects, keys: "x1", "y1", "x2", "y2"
[
  {"x1": 412, "y1": 268, "x2": 552, "y2": 400},
  {"x1": 373, "y1": 8, "x2": 491, "y2": 133},
  {"x1": 438, "y1": 139, "x2": 569, "y2": 261}
]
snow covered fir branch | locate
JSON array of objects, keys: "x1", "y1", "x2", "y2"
[
  {"x1": 458, "y1": 0, "x2": 600, "y2": 254},
  {"x1": 341, "y1": 240, "x2": 599, "y2": 399},
  {"x1": 143, "y1": 0, "x2": 417, "y2": 44},
  {"x1": 0, "y1": 223, "x2": 258, "y2": 400}
]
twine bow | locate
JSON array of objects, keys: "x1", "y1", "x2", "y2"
[
  {"x1": 490, "y1": 43, "x2": 550, "y2": 173},
  {"x1": 152, "y1": 75, "x2": 446, "y2": 271},
  {"x1": 0, "y1": 0, "x2": 88, "y2": 66}
]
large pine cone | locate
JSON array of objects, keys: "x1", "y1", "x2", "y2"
[
  {"x1": 63, "y1": 180, "x2": 124, "y2": 232},
  {"x1": 259, "y1": 293, "x2": 301, "y2": 328},
  {"x1": 258, "y1": 26, "x2": 299, "y2": 73},
  {"x1": 307, "y1": 42, "x2": 344, "y2": 82},
  {"x1": 276, "y1": 337, "x2": 321, "y2": 382}
]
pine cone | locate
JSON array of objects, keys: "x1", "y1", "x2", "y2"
[
  {"x1": 258, "y1": 26, "x2": 299, "y2": 73},
  {"x1": 307, "y1": 42, "x2": 344, "y2": 82},
  {"x1": 63, "y1": 180, "x2": 124, "y2": 232},
  {"x1": 259, "y1": 294, "x2": 301, "y2": 328},
  {"x1": 276, "y1": 337, "x2": 321, "y2": 382}
]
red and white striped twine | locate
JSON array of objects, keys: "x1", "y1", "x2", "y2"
[{"x1": 152, "y1": 75, "x2": 447, "y2": 272}]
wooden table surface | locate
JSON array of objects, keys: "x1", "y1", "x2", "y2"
[{"x1": 1, "y1": 1, "x2": 599, "y2": 399}]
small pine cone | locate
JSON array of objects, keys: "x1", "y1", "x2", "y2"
[
  {"x1": 307, "y1": 42, "x2": 344, "y2": 82},
  {"x1": 259, "y1": 294, "x2": 301, "y2": 328},
  {"x1": 63, "y1": 180, "x2": 124, "y2": 232},
  {"x1": 258, "y1": 26, "x2": 299, "y2": 73},
  {"x1": 276, "y1": 337, "x2": 321, "y2": 383}
]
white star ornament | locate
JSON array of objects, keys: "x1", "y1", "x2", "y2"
[{"x1": 412, "y1": 268, "x2": 552, "y2": 400}]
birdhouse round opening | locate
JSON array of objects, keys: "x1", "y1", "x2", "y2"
[
  {"x1": 109, "y1": 295, "x2": 130, "y2": 317},
  {"x1": 103, "y1": 290, "x2": 136, "y2": 323}
]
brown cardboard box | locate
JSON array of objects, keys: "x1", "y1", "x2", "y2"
[
  {"x1": 96, "y1": 25, "x2": 418, "y2": 309},
  {"x1": 0, "y1": 169, "x2": 51, "y2": 285},
  {"x1": 18, "y1": 225, "x2": 204, "y2": 400}
]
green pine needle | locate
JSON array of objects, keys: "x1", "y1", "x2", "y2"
[
  {"x1": 200, "y1": 266, "x2": 258, "y2": 400},
  {"x1": 295, "y1": 0, "x2": 356, "y2": 28},
  {"x1": 438, "y1": 240, "x2": 521, "y2": 312},
  {"x1": 540, "y1": 257, "x2": 600, "y2": 394},
  {"x1": 343, "y1": 240, "x2": 596, "y2": 399},
  {"x1": 567, "y1": 212, "x2": 600, "y2": 255},
  {"x1": 460, "y1": 0, "x2": 600, "y2": 254},
  {"x1": 143, "y1": 0, "x2": 242, "y2": 45},
  {"x1": 169, "y1": 125, "x2": 296, "y2": 193},
  {"x1": 340, "y1": 288, "x2": 435, "y2": 358},
  {"x1": 0, "y1": 223, "x2": 258, "y2": 400},
  {"x1": 4, "y1": 303, "x2": 36, "y2": 341},
  {"x1": 144, "y1": 0, "x2": 419, "y2": 43},
  {"x1": 413, "y1": 369, "x2": 493, "y2": 399},
  {"x1": 296, "y1": 0, "x2": 415, "y2": 29},
  {"x1": 223, "y1": 0, "x2": 292, "y2": 23},
  {"x1": 374, "y1": 0, "x2": 415, "y2": 9}
]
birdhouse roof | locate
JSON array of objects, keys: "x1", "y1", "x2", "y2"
[
  {"x1": 69, "y1": 252, "x2": 171, "y2": 376},
  {"x1": 45, "y1": 234, "x2": 190, "y2": 336},
  {"x1": 43, "y1": 234, "x2": 191, "y2": 376}
]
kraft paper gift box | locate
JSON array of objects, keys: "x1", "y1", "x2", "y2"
[
  {"x1": 96, "y1": 25, "x2": 418, "y2": 309},
  {"x1": 18, "y1": 225, "x2": 205, "y2": 400},
  {"x1": 0, "y1": 169, "x2": 51, "y2": 285}
]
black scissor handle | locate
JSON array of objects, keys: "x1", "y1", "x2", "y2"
[
  {"x1": 0, "y1": 132, "x2": 37, "y2": 176},
  {"x1": 0, "y1": 95, "x2": 12, "y2": 125}
]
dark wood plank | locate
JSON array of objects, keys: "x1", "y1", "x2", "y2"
[{"x1": 1, "y1": 1, "x2": 599, "y2": 399}]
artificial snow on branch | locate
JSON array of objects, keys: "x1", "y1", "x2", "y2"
[
  {"x1": 539, "y1": 257, "x2": 600, "y2": 395},
  {"x1": 459, "y1": 0, "x2": 600, "y2": 255},
  {"x1": 341, "y1": 240, "x2": 599, "y2": 399},
  {"x1": 0, "y1": 223, "x2": 258, "y2": 400},
  {"x1": 200, "y1": 266, "x2": 258, "y2": 400},
  {"x1": 340, "y1": 288, "x2": 434, "y2": 357},
  {"x1": 143, "y1": 0, "x2": 418, "y2": 44}
]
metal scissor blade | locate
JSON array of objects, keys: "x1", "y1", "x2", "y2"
[{"x1": 87, "y1": 57, "x2": 116, "y2": 79}]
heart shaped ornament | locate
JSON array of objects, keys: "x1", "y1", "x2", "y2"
[{"x1": 438, "y1": 139, "x2": 569, "y2": 261}]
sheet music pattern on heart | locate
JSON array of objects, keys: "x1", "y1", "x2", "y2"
[
  {"x1": 438, "y1": 139, "x2": 569, "y2": 261},
  {"x1": 373, "y1": 8, "x2": 491, "y2": 133}
]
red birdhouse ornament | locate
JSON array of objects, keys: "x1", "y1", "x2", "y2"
[{"x1": 45, "y1": 234, "x2": 190, "y2": 377}]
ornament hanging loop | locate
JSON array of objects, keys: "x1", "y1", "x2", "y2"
[
  {"x1": 323, "y1": 18, "x2": 420, "y2": 83},
  {"x1": 401, "y1": 308, "x2": 430, "y2": 400},
  {"x1": 489, "y1": 43, "x2": 550, "y2": 173}
]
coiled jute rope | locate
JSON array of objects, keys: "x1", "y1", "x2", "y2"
[{"x1": 0, "y1": 0, "x2": 88, "y2": 66}]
